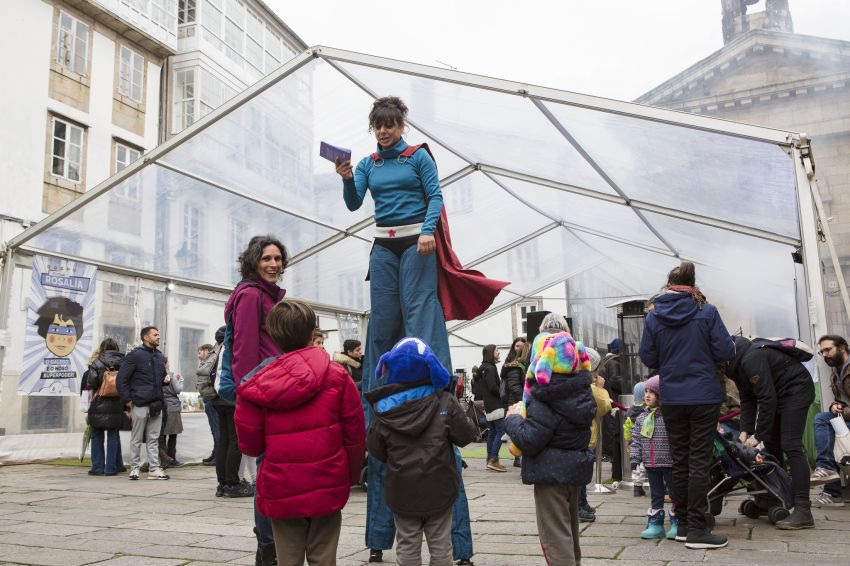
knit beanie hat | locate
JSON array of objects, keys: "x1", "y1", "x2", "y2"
[
  {"x1": 633, "y1": 381, "x2": 645, "y2": 403},
  {"x1": 586, "y1": 347, "x2": 602, "y2": 372},
  {"x1": 375, "y1": 337, "x2": 450, "y2": 390},
  {"x1": 644, "y1": 375, "x2": 660, "y2": 396},
  {"x1": 523, "y1": 331, "x2": 591, "y2": 404}
]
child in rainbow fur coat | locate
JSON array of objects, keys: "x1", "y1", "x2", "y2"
[{"x1": 505, "y1": 331, "x2": 596, "y2": 566}]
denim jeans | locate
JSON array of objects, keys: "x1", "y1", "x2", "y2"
[
  {"x1": 254, "y1": 455, "x2": 275, "y2": 551},
  {"x1": 91, "y1": 428, "x2": 122, "y2": 474},
  {"x1": 486, "y1": 418, "x2": 505, "y2": 461},
  {"x1": 365, "y1": 447, "x2": 473, "y2": 561},
  {"x1": 646, "y1": 467, "x2": 675, "y2": 513},
  {"x1": 814, "y1": 411, "x2": 843, "y2": 497},
  {"x1": 205, "y1": 400, "x2": 220, "y2": 457}
]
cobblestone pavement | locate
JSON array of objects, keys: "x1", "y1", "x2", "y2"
[{"x1": 0, "y1": 458, "x2": 848, "y2": 565}]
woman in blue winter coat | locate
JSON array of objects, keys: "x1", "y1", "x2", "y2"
[{"x1": 639, "y1": 261, "x2": 735, "y2": 550}]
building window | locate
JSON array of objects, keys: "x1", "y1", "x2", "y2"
[
  {"x1": 178, "y1": 0, "x2": 196, "y2": 37},
  {"x1": 200, "y1": 69, "x2": 236, "y2": 116},
  {"x1": 264, "y1": 26, "x2": 281, "y2": 72},
  {"x1": 57, "y1": 11, "x2": 89, "y2": 75},
  {"x1": 114, "y1": 141, "x2": 142, "y2": 200},
  {"x1": 183, "y1": 203, "x2": 202, "y2": 255},
  {"x1": 230, "y1": 219, "x2": 246, "y2": 284},
  {"x1": 178, "y1": 0, "x2": 195, "y2": 23},
  {"x1": 118, "y1": 46, "x2": 145, "y2": 102},
  {"x1": 51, "y1": 117, "x2": 84, "y2": 182},
  {"x1": 173, "y1": 68, "x2": 195, "y2": 132},
  {"x1": 518, "y1": 303, "x2": 538, "y2": 335}
]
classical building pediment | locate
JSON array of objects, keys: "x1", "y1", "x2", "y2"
[{"x1": 636, "y1": 30, "x2": 850, "y2": 112}]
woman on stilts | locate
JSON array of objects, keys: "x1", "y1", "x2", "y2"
[{"x1": 335, "y1": 96, "x2": 506, "y2": 564}]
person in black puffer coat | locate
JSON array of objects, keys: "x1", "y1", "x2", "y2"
[
  {"x1": 86, "y1": 338, "x2": 127, "y2": 476},
  {"x1": 505, "y1": 330, "x2": 596, "y2": 566},
  {"x1": 479, "y1": 344, "x2": 506, "y2": 472},
  {"x1": 725, "y1": 335, "x2": 815, "y2": 530},
  {"x1": 501, "y1": 341, "x2": 529, "y2": 468}
]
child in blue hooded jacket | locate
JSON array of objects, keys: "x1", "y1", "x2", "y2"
[{"x1": 366, "y1": 337, "x2": 478, "y2": 566}]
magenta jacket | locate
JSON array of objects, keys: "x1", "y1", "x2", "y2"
[
  {"x1": 235, "y1": 347, "x2": 366, "y2": 520},
  {"x1": 224, "y1": 278, "x2": 285, "y2": 387}
]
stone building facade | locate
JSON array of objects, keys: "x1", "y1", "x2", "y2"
[{"x1": 636, "y1": 2, "x2": 850, "y2": 335}]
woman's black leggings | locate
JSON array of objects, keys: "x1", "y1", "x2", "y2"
[
  {"x1": 762, "y1": 403, "x2": 811, "y2": 505},
  {"x1": 214, "y1": 405, "x2": 240, "y2": 485}
]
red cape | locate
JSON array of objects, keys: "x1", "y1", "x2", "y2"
[{"x1": 435, "y1": 207, "x2": 510, "y2": 321}]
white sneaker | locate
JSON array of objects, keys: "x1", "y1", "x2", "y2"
[
  {"x1": 128, "y1": 467, "x2": 140, "y2": 480},
  {"x1": 813, "y1": 491, "x2": 844, "y2": 508},
  {"x1": 810, "y1": 467, "x2": 840, "y2": 486},
  {"x1": 147, "y1": 468, "x2": 170, "y2": 480}
]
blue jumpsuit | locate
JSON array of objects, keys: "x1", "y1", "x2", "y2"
[{"x1": 343, "y1": 138, "x2": 474, "y2": 559}]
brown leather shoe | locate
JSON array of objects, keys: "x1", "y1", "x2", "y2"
[{"x1": 486, "y1": 459, "x2": 508, "y2": 472}]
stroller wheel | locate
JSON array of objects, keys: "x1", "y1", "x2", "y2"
[
  {"x1": 704, "y1": 512, "x2": 715, "y2": 530},
  {"x1": 767, "y1": 506, "x2": 790, "y2": 525},
  {"x1": 739, "y1": 499, "x2": 762, "y2": 519}
]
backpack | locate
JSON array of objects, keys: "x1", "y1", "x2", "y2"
[
  {"x1": 215, "y1": 280, "x2": 262, "y2": 404},
  {"x1": 97, "y1": 368, "x2": 119, "y2": 398},
  {"x1": 751, "y1": 338, "x2": 814, "y2": 363}
]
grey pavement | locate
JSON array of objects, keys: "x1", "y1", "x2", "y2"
[{"x1": 0, "y1": 454, "x2": 848, "y2": 565}]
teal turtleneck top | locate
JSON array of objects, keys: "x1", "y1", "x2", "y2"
[{"x1": 342, "y1": 138, "x2": 443, "y2": 236}]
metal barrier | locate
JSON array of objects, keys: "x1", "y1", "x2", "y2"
[{"x1": 588, "y1": 414, "x2": 614, "y2": 494}]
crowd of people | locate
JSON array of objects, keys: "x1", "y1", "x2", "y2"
[{"x1": 76, "y1": 93, "x2": 849, "y2": 566}]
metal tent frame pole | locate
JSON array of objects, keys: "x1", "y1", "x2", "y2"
[
  {"x1": 314, "y1": 46, "x2": 797, "y2": 146},
  {"x1": 793, "y1": 141, "x2": 840, "y2": 409}
]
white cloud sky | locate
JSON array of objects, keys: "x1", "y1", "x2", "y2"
[{"x1": 265, "y1": 0, "x2": 850, "y2": 100}]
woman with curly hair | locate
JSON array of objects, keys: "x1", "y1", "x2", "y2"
[{"x1": 224, "y1": 235, "x2": 288, "y2": 565}]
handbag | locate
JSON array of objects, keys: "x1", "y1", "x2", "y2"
[
  {"x1": 831, "y1": 416, "x2": 850, "y2": 464},
  {"x1": 80, "y1": 390, "x2": 93, "y2": 413},
  {"x1": 97, "y1": 369, "x2": 119, "y2": 398}
]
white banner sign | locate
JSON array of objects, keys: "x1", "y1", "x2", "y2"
[{"x1": 19, "y1": 255, "x2": 97, "y2": 396}]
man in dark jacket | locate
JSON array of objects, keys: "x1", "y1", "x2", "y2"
[
  {"x1": 725, "y1": 336, "x2": 815, "y2": 529},
  {"x1": 366, "y1": 337, "x2": 477, "y2": 566},
  {"x1": 117, "y1": 326, "x2": 169, "y2": 481},
  {"x1": 639, "y1": 262, "x2": 735, "y2": 549}
]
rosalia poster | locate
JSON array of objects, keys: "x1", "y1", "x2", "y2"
[{"x1": 19, "y1": 255, "x2": 97, "y2": 396}]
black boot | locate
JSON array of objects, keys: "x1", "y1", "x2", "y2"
[
  {"x1": 369, "y1": 549, "x2": 383, "y2": 563},
  {"x1": 776, "y1": 502, "x2": 815, "y2": 530}
]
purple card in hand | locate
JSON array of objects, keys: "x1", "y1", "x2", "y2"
[{"x1": 319, "y1": 142, "x2": 352, "y2": 164}]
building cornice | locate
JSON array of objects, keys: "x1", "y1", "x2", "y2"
[
  {"x1": 636, "y1": 29, "x2": 850, "y2": 107},
  {"x1": 66, "y1": 0, "x2": 177, "y2": 57}
]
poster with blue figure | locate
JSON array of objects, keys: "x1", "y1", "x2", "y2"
[{"x1": 19, "y1": 255, "x2": 97, "y2": 396}]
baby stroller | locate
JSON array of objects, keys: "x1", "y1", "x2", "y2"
[
  {"x1": 704, "y1": 431, "x2": 793, "y2": 529},
  {"x1": 464, "y1": 397, "x2": 489, "y2": 443}
]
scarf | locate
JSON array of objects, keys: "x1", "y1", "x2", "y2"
[
  {"x1": 665, "y1": 284, "x2": 706, "y2": 306},
  {"x1": 640, "y1": 407, "x2": 657, "y2": 438}
]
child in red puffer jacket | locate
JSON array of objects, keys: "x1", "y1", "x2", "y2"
[{"x1": 235, "y1": 300, "x2": 365, "y2": 566}]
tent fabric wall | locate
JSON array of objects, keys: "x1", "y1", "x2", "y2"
[{"x1": 0, "y1": 46, "x2": 836, "y2": 459}]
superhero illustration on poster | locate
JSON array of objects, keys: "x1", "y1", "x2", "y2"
[{"x1": 20, "y1": 255, "x2": 97, "y2": 396}]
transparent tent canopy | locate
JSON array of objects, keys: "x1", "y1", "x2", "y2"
[{"x1": 13, "y1": 46, "x2": 812, "y2": 345}]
